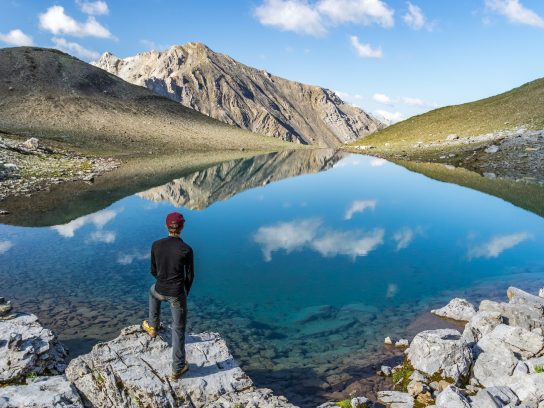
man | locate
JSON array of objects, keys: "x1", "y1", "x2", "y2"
[{"x1": 142, "y1": 212, "x2": 194, "y2": 380}]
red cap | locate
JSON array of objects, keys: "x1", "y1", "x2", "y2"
[{"x1": 166, "y1": 212, "x2": 185, "y2": 228}]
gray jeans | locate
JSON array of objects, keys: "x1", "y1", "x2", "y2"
[{"x1": 148, "y1": 284, "x2": 187, "y2": 372}]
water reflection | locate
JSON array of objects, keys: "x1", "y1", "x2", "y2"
[{"x1": 467, "y1": 232, "x2": 532, "y2": 259}]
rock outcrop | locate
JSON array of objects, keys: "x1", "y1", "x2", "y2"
[
  {"x1": 431, "y1": 298, "x2": 476, "y2": 322},
  {"x1": 137, "y1": 149, "x2": 346, "y2": 209},
  {"x1": 93, "y1": 42, "x2": 384, "y2": 147},
  {"x1": 65, "y1": 325, "x2": 294, "y2": 408}
]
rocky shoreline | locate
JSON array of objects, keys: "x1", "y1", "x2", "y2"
[
  {"x1": 0, "y1": 134, "x2": 119, "y2": 204},
  {"x1": 3, "y1": 286, "x2": 544, "y2": 407}
]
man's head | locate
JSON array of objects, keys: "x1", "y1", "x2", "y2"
[{"x1": 166, "y1": 212, "x2": 185, "y2": 236}]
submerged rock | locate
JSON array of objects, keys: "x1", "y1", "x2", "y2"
[
  {"x1": 0, "y1": 311, "x2": 67, "y2": 383},
  {"x1": 0, "y1": 375, "x2": 83, "y2": 408},
  {"x1": 405, "y1": 329, "x2": 472, "y2": 383},
  {"x1": 431, "y1": 298, "x2": 476, "y2": 322},
  {"x1": 65, "y1": 325, "x2": 294, "y2": 408}
]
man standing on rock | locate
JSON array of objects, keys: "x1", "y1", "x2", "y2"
[{"x1": 142, "y1": 212, "x2": 195, "y2": 380}]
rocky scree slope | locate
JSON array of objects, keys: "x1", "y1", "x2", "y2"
[
  {"x1": 93, "y1": 42, "x2": 384, "y2": 147},
  {"x1": 0, "y1": 47, "x2": 292, "y2": 155}
]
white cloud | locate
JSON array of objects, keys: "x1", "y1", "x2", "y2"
[
  {"x1": 254, "y1": 218, "x2": 384, "y2": 261},
  {"x1": 254, "y1": 0, "x2": 326, "y2": 36},
  {"x1": 468, "y1": 232, "x2": 532, "y2": 259},
  {"x1": 0, "y1": 241, "x2": 14, "y2": 254},
  {"x1": 373, "y1": 93, "x2": 393, "y2": 105},
  {"x1": 89, "y1": 230, "x2": 116, "y2": 243},
  {"x1": 370, "y1": 158, "x2": 387, "y2": 167},
  {"x1": 52, "y1": 37, "x2": 100, "y2": 60},
  {"x1": 39, "y1": 5, "x2": 113, "y2": 38},
  {"x1": 317, "y1": 0, "x2": 395, "y2": 28},
  {"x1": 350, "y1": 35, "x2": 383, "y2": 58},
  {"x1": 393, "y1": 226, "x2": 422, "y2": 250},
  {"x1": 403, "y1": 2, "x2": 425, "y2": 30},
  {"x1": 117, "y1": 249, "x2": 150, "y2": 265},
  {"x1": 0, "y1": 29, "x2": 34, "y2": 46},
  {"x1": 335, "y1": 90, "x2": 350, "y2": 100},
  {"x1": 52, "y1": 209, "x2": 118, "y2": 238},
  {"x1": 485, "y1": 0, "x2": 544, "y2": 28},
  {"x1": 374, "y1": 109, "x2": 405, "y2": 124},
  {"x1": 254, "y1": 218, "x2": 323, "y2": 261},
  {"x1": 399, "y1": 96, "x2": 426, "y2": 106},
  {"x1": 344, "y1": 199, "x2": 377, "y2": 220},
  {"x1": 311, "y1": 228, "x2": 385, "y2": 260},
  {"x1": 77, "y1": 0, "x2": 109, "y2": 15}
]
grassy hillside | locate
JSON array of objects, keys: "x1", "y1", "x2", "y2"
[
  {"x1": 0, "y1": 47, "x2": 295, "y2": 157},
  {"x1": 354, "y1": 77, "x2": 544, "y2": 146}
]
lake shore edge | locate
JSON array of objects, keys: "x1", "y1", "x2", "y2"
[{"x1": 3, "y1": 286, "x2": 544, "y2": 407}]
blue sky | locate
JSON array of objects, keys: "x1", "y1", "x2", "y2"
[{"x1": 1, "y1": 0, "x2": 543, "y2": 121}]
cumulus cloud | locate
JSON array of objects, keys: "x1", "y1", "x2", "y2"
[
  {"x1": 311, "y1": 228, "x2": 384, "y2": 260},
  {"x1": 350, "y1": 35, "x2": 383, "y2": 58},
  {"x1": 374, "y1": 109, "x2": 405, "y2": 124},
  {"x1": 0, "y1": 241, "x2": 14, "y2": 254},
  {"x1": 77, "y1": 0, "x2": 109, "y2": 15},
  {"x1": 117, "y1": 249, "x2": 150, "y2": 265},
  {"x1": 0, "y1": 29, "x2": 34, "y2": 46},
  {"x1": 254, "y1": 0, "x2": 394, "y2": 36},
  {"x1": 317, "y1": 0, "x2": 394, "y2": 28},
  {"x1": 393, "y1": 226, "x2": 422, "y2": 250},
  {"x1": 403, "y1": 2, "x2": 425, "y2": 29},
  {"x1": 254, "y1": 218, "x2": 323, "y2": 261},
  {"x1": 52, "y1": 37, "x2": 100, "y2": 60},
  {"x1": 52, "y1": 209, "x2": 118, "y2": 238},
  {"x1": 468, "y1": 232, "x2": 532, "y2": 259},
  {"x1": 254, "y1": 218, "x2": 384, "y2": 261},
  {"x1": 399, "y1": 96, "x2": 426, "y2": 106},
  {"x1": 254, "y1": 0, "x2": 326, "y2": 36},
  {"x1": 485, "y1": 0, "x2": 544, "y2": 28},
  {"x1": 344, "y1": 199, "x2": 377, "y2": 220},
  {"x1": 89, "y1": 230, "x2": 116, "y2": 243},
  {"x1": 39, "y1": 5, "x2": 113, "y2": 38},
  {"x1": 373, "y1": 93, "x2": 393, "y2": 104}
]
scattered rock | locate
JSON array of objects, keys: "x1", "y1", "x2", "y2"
[
  {"x1": 0, "y1": 375, "x2": 83, "y2": 408},
  {"x1": 0, "y1": 312, "x2": 67, "y2": 383},
  {"x1": 381, "y1": 365, "x2": 392, "y2": 376},
  {"x1": 462, "y1": 310, "x2": 503, "y2": 344},
  {"x1": 469, "y1": 386, "x2": 520, "y2": 407},
  {"x1": 476, "y1": 323, "x2": 544, "y2": 359},
  {"x1": 446, "y1": 134, "x2": 459, "y2": 141},
  {"x1": 435, "y1": 385, "x2": 470, "y2": 408},
  {"x1": 395, "y1": 339, "x2": 409, "y2": 348},
  {"x1": 22, "y1": 138, "x2": 40, "y2": 150},
  {"x1": 351, "y1": 396, "x2": 372, "y2": 407},
  {"x1": 431, "y1": 298, "x2": 476, "y2": 322},
  {"x1": 377, "y1": 390, "x2": 413, "y2": 407},
  {"x1": 0, "y1": 210, "x2": 9, "y2": 215},
  {"x1": 406, "y1": 329, "x2": 472, "y2": 383},
  {"x1": 384, "y1": 336, "x2": 393, "y2": 345},
  {"x1": 484, "y1": 145, "x2": 499, "y2": 154},
  {"x1": 0, "y1": 297, "x2": 13, "y2": 317}
]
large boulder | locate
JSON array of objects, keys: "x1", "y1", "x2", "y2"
[
  {"x1": 505, "y1": 372, "x2": 544, "y2": 405},
  {"x1": 0, "y1": 312, "x2": 67, "y2": 383},
  {"x1": 472, "y1": 343, "x2": 518, "y2": 387},
  {"x1": 476, "y1": 324, "x2": 544, "y2": 359},
  {"x1": 461, "y1": 311, "x2": 503, "y2": 344},
  {"x1": 66, "y1": 326, "x2": 294, "y2": 408},
  {"x1": 507, "y1": 287, "x2": 544, "y2": 310},
  {"x1": 405, "y1": 329, "x2": 472, "y2": 383},
  {"x1": 480, "y1": 298, "x2": 544, "y2": 332},
  {"x1": 431, "y1": 298, "x2": 476, "y2": 322},
  {"x1": 468, "y1": 386, "x2": 519, "y2": 408},
  {"x1": 0, "y1": 375, "x2": 83, "y2": 408}
]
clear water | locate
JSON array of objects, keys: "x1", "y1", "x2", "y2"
[{"x1": 1, "y1": 151, "x2": 543, "y2": 406}]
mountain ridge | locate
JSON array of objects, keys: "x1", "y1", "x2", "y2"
[{"x1": 93, "y1": 42, "x2": 384, "y2": 148}]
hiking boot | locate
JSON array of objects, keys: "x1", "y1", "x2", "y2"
[
  {"x1": 141, "y1": 320, "x2": 157, "y2": 338},
  {"x1": 168, "y1": 361, "x2": 189, "y2": 381}
]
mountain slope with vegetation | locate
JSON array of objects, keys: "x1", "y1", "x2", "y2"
[
  {"x1": 349, "y1": 78, "x2": 544, "y2": 184},
  {"x1": 93, "y1": 42, "x2": 384, "y2": 147},
  {"x1": 0, "y1": 47, "x2": 293, "y2": 156}
]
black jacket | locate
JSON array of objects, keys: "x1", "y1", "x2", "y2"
[{"x1": 151, "y1": 236, "x2": 194, "y2": 297}]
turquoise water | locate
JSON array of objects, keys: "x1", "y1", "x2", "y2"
[{"x1": 1, "y1": 151, "x2": 543, "y2": 406}]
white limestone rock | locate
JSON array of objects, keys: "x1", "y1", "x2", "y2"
[
  {"x1": 461, "y1": 311, "x2": 503, "y2": 344},
  {"x1": 431, "y1": 298, "x2": 476, "y2": 322},
  {"x1": 65, "y1": 325, "x2": 293, "y2": 408},
  {"x1": 469, "y1": 386, "x2": 519, "y2": 408},
  {"x1": 472, "y1": 343, "x2": 518, "y2": 387},
  {"x1": 479, "y1": 299, "x2": 544, "y2": 331},
  {"x1": 377, "y1": 390, "x2": 413, "y2": 408},
  {"x1": 0, "y1": 312, "x2": 67, "y2": 382},
  {"x1": 476, "y1": 324, "x2": 544, "y2": 359},
  {"x1": 0, "y1": 375, "x2": 83, "y2": 408},
  {"x1": 435, "y1": 385, "x2": 470, "y2": 408},
  {"x1": 405, "y1": 329, "x2": 472, "y2": 383}
]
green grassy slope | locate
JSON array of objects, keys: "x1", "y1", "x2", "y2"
[{"x1": 353, "y1": 78, "x2": 544, "y2": 146}]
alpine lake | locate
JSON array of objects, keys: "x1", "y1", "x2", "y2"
[{"x1": 1, "y1": 149, "x2": 544, "y2": 407}]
